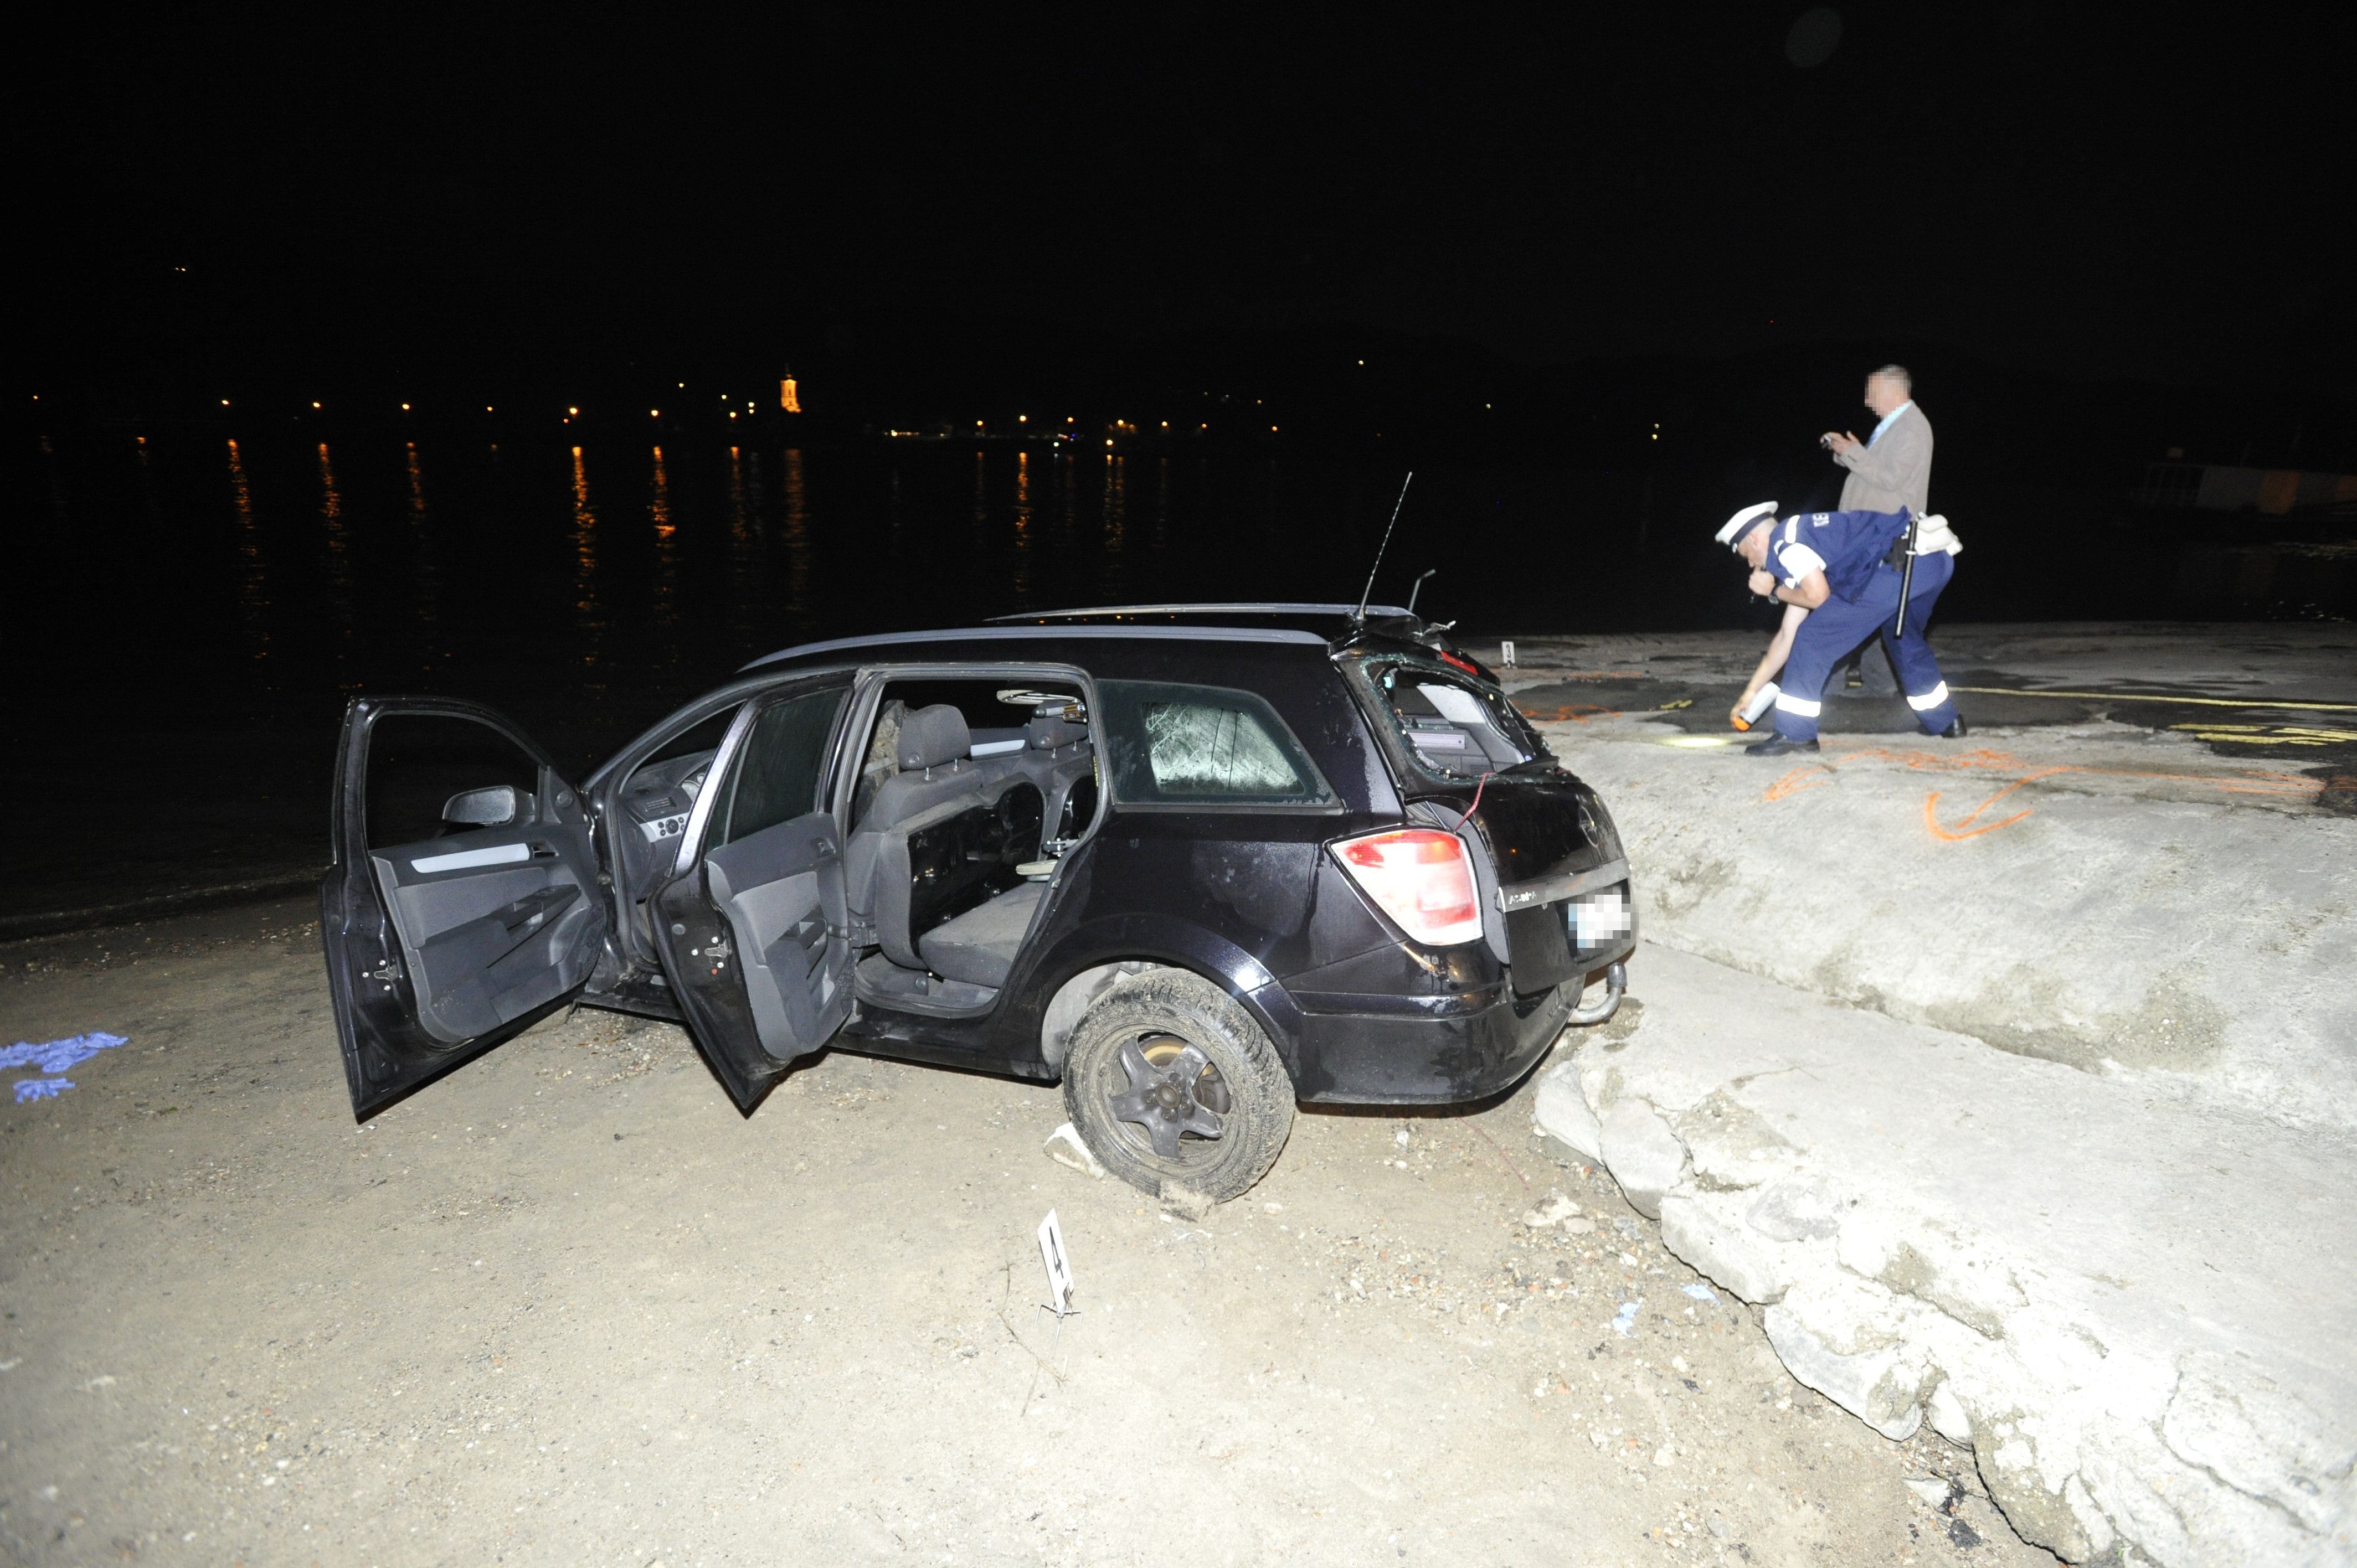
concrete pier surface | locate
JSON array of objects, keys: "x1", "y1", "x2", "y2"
[{"x1": 1507, "y1": 623, "x2": 2356, "y2": 1566}]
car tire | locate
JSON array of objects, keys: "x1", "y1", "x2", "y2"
[{"x1": 1061, "y1": 969, "x2": 1294, "y2": 1205}]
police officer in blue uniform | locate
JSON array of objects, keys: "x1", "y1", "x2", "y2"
[{"x1": 1717, "y1": 501, "x2": 1965, "y2": 756}]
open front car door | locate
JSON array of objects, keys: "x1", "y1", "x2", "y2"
[
  {"x1": 646, "y1": 678, "x2": 857, "y2": 1114},
  {"x1": 321, "y1": 697, "x2": 606, "y2": 1119}
]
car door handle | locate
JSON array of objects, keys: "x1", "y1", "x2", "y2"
[{"x1": 500, "y1": 884, "x2": 581, "y2": 932}]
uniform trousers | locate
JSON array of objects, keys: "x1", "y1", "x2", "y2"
[{"x1": 1772, "y1": 552, "x2": 1958, "y2": 741}]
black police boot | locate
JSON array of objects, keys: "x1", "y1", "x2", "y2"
[
  {"x1": 1744, "y1": 733, "x2": 1821, "y2": 757},
  {"x1": 1937, "y1": 716, "x2": 1968, "y2": 739}
]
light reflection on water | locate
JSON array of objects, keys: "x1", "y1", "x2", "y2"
[
  {"x1": 649, "y1": 445, "x2": 679, "y2": 648},
  {"x1": 780, "y1": 446, "x2": 811, "y2": 624},
  {"x1": 569, "y1": 443, "x2": 604, "y2": 677},
  {"x1": 1011, "y1": 448, "x2": 1035, "y2": 604},
  {"x1": 316, "y1": 442, "x2": 353, "y2": 653},
  {"x1": 1102, "y1": 453, "x2": 1128, "y2": 602},
  {"x1": 726, "y1": 445, "x2": 758, "y2": 653},
  {"x1": 404, "y1": 441, "x2": 438, "y2": 666},
  {"x1": 226, "y1": 439, "x2": 267, "y2": 666}
]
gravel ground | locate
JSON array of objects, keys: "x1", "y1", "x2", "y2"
[{"x1": 0, "y1": 899, "x2": 2056, "y2": 1567}]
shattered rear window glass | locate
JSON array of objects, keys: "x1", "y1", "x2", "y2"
[
  {"x1": 1098, "y1": 680, "x2": 1335, "y2": 807},
  {"x1": 1352, "y1": 658, "x2": 1547, "y2": 781}
]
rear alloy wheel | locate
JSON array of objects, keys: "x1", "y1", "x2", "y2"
[{"x1": 1061, "y1": 970, "x2": 1294, "y2": 1204}]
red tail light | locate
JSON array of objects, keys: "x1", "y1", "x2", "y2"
[{"x1": 1332, "y1": 828, "x2": 1485, "y2": 946}]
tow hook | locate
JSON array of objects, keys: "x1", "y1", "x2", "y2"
[{"x1": 1569, "y1": 961, "x2": 1626, "y2": 1025}]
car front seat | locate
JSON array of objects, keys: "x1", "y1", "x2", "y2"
[{"x1": 842, "y1": 704, "x2": 1022, "y2": 968}]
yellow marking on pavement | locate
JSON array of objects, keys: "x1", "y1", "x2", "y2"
[
  {"x1": 2168, "y1": 723, "x2": 2357, "y2": 747},
  {"x1": 1949, "y1": 687, "x2": 2357, "y2": 713}
]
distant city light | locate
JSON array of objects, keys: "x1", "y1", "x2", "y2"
[
  {"x1": 1105, "y1": 438, "x2": 1114, "y2": 447},
  {"x1": 312, "y1": 401, "x2": 321, "y2": 409},
  {"x1": 1161, "y1": 421, "x2": 1169, "y2": 428},
  {"x1": 729, "y1": 411, "x2": 738, "y2": 420},
  {"x1": 486, "y1": 406, "x2": 495, "y2": 413},
  {"x1": 651, "y1": 409, "x2": 661, "y2": 417},
  {"x1": 221, "y1": 399, "x2": 230, "y2": 406},
  {"x1": 1270, "y1": 426, "x2": 1278, "y2": 432},
  {"x1": 401, "y1": 403, "x2": 411, "y2": 411},
  {"x1": 1018, "y1": 415, "x2": 1027, "y2": 423},
  {"x1": 568, "y1": 406, "x2": 579, "y2": 416},
  {"x1": 780, "y1": 377, "x2": 801, "y2": 413}
]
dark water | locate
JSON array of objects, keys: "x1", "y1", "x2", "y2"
[{"x1": 6, "y1": 427, "x2": 2348, "y2": 926}]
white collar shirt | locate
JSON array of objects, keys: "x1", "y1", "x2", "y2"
[{"x1": 1868, "y1": 400, "x2": 1916, "y2": 447}]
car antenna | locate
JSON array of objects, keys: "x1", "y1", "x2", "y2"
[
  {"x1": 1406, "y1": 568, "x2": 1437, "y2": 616},
  {"x1": 1351, "y1": 471, "x2": 1414, "y2": 625}
]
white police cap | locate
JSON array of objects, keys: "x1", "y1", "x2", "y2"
[{"x1": 1715, "y1": 502, "x2": 1778, "y2": 549}]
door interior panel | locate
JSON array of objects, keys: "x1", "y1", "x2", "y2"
[
  {"x1": 703, "y1": 811, "x2": 852, "y2": 1061},
  {"x1": 372, "y1": 848, "x2": 596, "y2": 1042},
  {"x1": 322, "y1": 697, "x2": 606, "y2": 1120}
]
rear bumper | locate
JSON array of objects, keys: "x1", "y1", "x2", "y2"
[{"x1": 1277, "y1": 944, "x2": 1628, "y2": 1103}]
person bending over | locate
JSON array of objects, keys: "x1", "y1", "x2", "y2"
[{"x1": 1718, "y1": 501, "x2": 1965, "y2": 756}]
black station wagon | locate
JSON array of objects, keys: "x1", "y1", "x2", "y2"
[{"x1": 320, "y1": 603, "x2": 1635, "y2": 1202}]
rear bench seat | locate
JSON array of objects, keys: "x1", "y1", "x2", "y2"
[
  {"x1": 905, "y1": 708, "x2": 1093, "y2": 988},
  {"x1": 916, "y1": 880, "x2": 1045, "y2": 988}
]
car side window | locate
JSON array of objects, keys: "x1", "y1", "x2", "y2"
[
  {"x1": 1098, "y1": 680, "x2": 1335, "y2": 807},
  {"x1": 716, "y1": 688, "x2": 847, "y2": 845},
  {"x1": 365, "y1": 714, "x2": 544, "y2": 849}
]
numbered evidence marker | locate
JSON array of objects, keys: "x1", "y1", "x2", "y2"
[
  {"x1": 1036, "y1": 1209, "x2": 1078, "y2": 1318},
  {"x1": 1500, "y1": 639, "x2": 1517, "y2": 668}
]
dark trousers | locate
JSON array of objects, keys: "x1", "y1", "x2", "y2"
[{"x1": 1772, "y1": 553, "x2": 1958, "y2": 741}]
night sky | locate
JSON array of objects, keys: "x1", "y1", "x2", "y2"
[{"x1": 24, "y1": 6, "x2": 2353, "y2": 394}]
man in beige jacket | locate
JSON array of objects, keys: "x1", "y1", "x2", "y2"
[
  {"x1": 1824, "y1": 363, "x2": 1932, "y2": 514},
  {"x1": 1821, "y1": 365, "x2": 1933, "y2": 688}
]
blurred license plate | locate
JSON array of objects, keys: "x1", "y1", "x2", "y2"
[{"x1": 1567, "y1": 887, "x2": 1631, "y2": 947}]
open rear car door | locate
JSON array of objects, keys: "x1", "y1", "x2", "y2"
[
  {"x1": 642, "y1": 678, "x2": 857, "y2": 1114},
  {"x1": 321, "y1": 697, "x2": 606, "y2": 1119}
]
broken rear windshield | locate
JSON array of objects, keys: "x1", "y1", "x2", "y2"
[{"x1": 1347, "y1": 657, "x2": 1549, "y2": 782}]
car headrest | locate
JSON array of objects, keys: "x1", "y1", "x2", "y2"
[
  {"x1": 1027, "y1": 713, "x2": 1088, "y2": 750},
  {"x1": 896, "y1": 704, "x2": 971, "y2": 771}
]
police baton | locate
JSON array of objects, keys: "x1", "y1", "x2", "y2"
[{"x1": 1892, "y1": 513, "x2": 1921, "y2": 638}]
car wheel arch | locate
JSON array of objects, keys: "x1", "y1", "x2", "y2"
[{"x1": 1027, "y1": 915, "x2": 1300, "y2": 1079}]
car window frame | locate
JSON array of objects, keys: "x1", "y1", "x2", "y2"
[
  {"x1": 1341, "y1": 652, "x2": 1555, "y2": 791},
  {"x1": 828, "y1": 661, "x2": 1115, "y2": 840}
]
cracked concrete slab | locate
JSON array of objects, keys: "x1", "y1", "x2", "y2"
[
  {"x1": 1536, "y1": 943, "x2": 2357, "y2": 1566},
  {"x1": 1552, "y1": 715, "x2": 2356, "y2": 1134}
]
